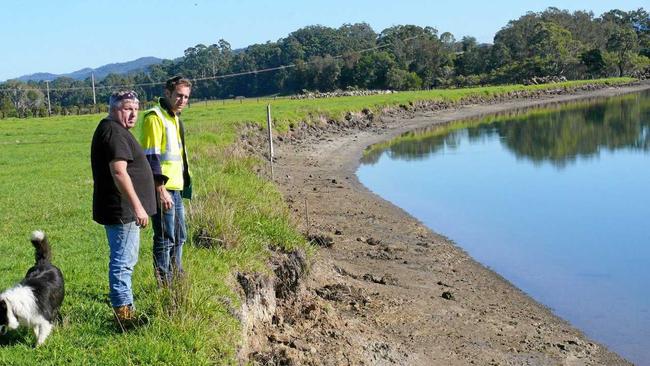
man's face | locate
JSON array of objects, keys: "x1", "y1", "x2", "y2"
[
  {"x1": 113, "y1": 100, "x2": 139, "y2": 129},
  {"x1": 165, "y1": 85, "x2": 191, "y2": 113}
]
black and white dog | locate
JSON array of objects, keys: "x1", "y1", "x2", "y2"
[{"x1": 0, "y1": 231, "x2": 65, "y2": 346}]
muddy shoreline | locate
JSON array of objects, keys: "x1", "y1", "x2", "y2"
[{"x1": 246, "y1": 82, "x2": 649, "y2": 365}]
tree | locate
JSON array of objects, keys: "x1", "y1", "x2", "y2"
[
  {"x1": 25, "y1": 88, "x2": 46, "y2": 117},
  {"x1": 494, "y1": 12, "x2": 541, "y2": 59},
  {"x1": 283, "y1": 25, "x2": 345, "y2": 59},
  {"x1": 308, "y1": 56, "x2": 341, "y2": 91},
  {"x1": 606, "y1": 26, "x2": 638, "y2": 76},
  {"x1": 581, "y1": 48, "x2": 606, "y2": 77},
  {"x1": 353, "y1": 51, "x2": 396, "y2": 89},
  {"x1": 487, "y1": 42, "x2": 512, "y2": 71},
  {"x1": 455, "y1": 37, "x2": 490, "y2": 76},
  {"x1": 293, "y1": 56, "x2": 342, "y2": 92},
  {"x1": 601, "y1": 8, "x2": 649, "y2": 57},
  {"x1": 231, "y1": 42, "x2": 286, "y2": 96},
  {"x1": 338, "y1": 52, "x2": 362, "y2": 89},
  {"x1": 337, "y1": 23, "x2": 377, "y2": 52},
  {"x1": 541, "y1": 8, "x2": 603, "y2": 48},
  {"x1": 439, "y1": 32, "x2": 456, "y2": 52},
  {"x1": 0, "y1": 93, "x2": 16, "y2": 118},
  {"x1": 530, "y1": 22, "x2": 582, "y2": 77},
  {"x1": 627, "y1": 8, "x2": 650, "y2": 57},
  {"x1": 386, "y1": 68, "x2": 422, "y2": 90},
  {"x1": 379, "y1": 25, "x2": 439, "y2": 78},
  {"x1": 3, "y1": 81, "x2": 45, "y2": 118},
  {"x1": 628, "y1": 53, "x2": 650, "y2": 75},
  {"x1": 489, "y1": 7, "x2": 650, "y2": 82},
  {"x1": 49, "y1": 77, "x2": 93, "y2": 109}
]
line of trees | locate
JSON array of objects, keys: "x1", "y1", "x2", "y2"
[{"x1": 1, "y1": 7, "x2": 648, "y2": 118}]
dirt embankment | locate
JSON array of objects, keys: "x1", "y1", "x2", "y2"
[{"x1": 237, "y1": 82, "x2": 649, "y2": 365}]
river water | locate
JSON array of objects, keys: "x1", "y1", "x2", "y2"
[{"x1": 357, "y1": 91, "x2": 650, "y2": 365}]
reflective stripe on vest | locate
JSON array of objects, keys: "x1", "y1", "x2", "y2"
[{"x1": 147, "y1": 106, "x2": 185, "y2": 189}]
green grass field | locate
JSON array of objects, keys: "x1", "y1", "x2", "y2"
[{"x1": 0, "y1": 78, "x2": 634, "y2": 364}]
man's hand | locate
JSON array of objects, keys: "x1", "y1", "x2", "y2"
[
  {"x1": 157, "y1": 186, "x2": 174, "y2": 211},
  {"x1": 134, "y1": 205, "x2": 149, "y2": 227}
]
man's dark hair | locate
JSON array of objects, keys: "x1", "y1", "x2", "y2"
[{"x1": 165, "y1": 76, "x2": 192, "y2": 92}]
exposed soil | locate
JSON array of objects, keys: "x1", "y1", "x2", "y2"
[{"x1": 240, "y1": 82, "x2": 650, "y2": 366}]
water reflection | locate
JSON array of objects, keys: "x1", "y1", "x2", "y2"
[
  {"x1": 362, "y1": 92, "x2": 650, "y2": 168},
  {"x1": 357, "y1": 90, "x2": 650, "y2": 365}
]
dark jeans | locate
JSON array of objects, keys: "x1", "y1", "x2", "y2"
[{"x1": 152, "y1": 190, "x2": 186, "y2": 285}]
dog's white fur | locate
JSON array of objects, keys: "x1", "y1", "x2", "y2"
[
  {"x1": 0, "y1": 285, "x2": 53, "y2": 345},
  {"x1": 0, "y1": 230, "x2": 63, "y2": 346},
  {"x1": 32, "y1": 230, "x2": 44, "y2": 243}
]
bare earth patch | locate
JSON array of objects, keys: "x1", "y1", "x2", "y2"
[{"x1": 241, "y1": 82, "x2": 649, "y2": 365}]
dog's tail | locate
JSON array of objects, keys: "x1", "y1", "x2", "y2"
[{"x1": 31, "y1": 230, "x2": 52, "y2": 265}]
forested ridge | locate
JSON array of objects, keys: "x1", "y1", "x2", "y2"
[{"x1": 1, "y1": 6, "x2": 648, "y2": 118}]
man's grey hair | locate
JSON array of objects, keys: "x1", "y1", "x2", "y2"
[{"x1": 109, "y1": 90, "x2": 139, "y2": 110}]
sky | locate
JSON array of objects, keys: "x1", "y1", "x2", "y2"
[{"x1": 2, "y1": 0, "x2": 647, "y2": 81}]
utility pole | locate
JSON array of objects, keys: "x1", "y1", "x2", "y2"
[
  {"x1": 91, "y1": 72, "x2": 97, "y2": 110},
  {"x1": 45, "y1": 80, "x2": 52, "y2": 117}
]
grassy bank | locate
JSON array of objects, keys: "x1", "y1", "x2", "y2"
[
  {"x1": 0, "y1": 78, "x2": 634, "y2": 364},
  {"x1": 0, "y1": 115, "x2": 305, "y2": 364},
  {"x1": 185, "y1": 77, "x2": 634, "y2": 132}
]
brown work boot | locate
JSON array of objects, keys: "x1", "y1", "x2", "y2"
[{"x1": 113, "y1": 305, "x2": 147, "y2": 331}]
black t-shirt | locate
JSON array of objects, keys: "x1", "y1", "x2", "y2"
[{"x1": 91, "y1": 118, "x2": 156, "y2": 225}]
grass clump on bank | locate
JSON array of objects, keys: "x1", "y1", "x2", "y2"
[{"x1": 0, "y1": 78, "x2": 635, "y2": 364}]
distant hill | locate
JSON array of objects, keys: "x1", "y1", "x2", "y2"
[{"x1": 15, "y1": 57, "x2": 164, "y2": 82}]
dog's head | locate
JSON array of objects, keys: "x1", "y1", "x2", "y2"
[{"x1": 0, "y1": 299, "x2": 7, "y2": 335}]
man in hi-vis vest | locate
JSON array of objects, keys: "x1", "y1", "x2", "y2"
[{"x1": 140, "y1": 76, "x2": 192, "y2": 286}]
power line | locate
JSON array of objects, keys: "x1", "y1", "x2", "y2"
[{"x1": 0, "y1": 35, "x2": 422, "y2": 94}]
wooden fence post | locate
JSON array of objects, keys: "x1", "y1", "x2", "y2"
[{"x1": 267, "y1": 104, "x2": 274, "y2": 181}]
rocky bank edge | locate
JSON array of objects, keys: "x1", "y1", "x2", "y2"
[{"x1": 235, "y1": 81, "x2": 650, "y2": 366}]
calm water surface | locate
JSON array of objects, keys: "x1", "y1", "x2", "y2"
[{"x1": 357, "y1": 91, "x2": 650, "y2": 365}]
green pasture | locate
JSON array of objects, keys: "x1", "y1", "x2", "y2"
[
  {"x1": 0, "y1": 78, "x2": 635, "y2": 364},
  {"x1": 183, "y1": 77, "x2": 634, "y2": 132}
]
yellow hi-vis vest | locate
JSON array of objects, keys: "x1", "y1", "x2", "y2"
[{"x1": 141, "y1": 105, "x2": 185, "y2": 190}]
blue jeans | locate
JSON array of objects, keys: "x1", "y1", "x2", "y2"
[
  {"x1": 152, "y1": 190, "x2": 187, "y2": 285},
  {"x1": 105, "y1": 222, "x2": 140, "y2": 308}
]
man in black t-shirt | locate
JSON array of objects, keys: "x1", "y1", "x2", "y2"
[{"x1": 90, "y1": 90, "x2": 155, "y2": 328}]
